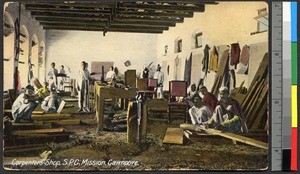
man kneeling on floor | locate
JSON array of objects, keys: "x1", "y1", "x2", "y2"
[
  {"x1": 41, "y1": 91, "x2": 61, "y2": 113},
  {"x1": 188, "y1": 96, "x2": 213, "y2": 125},
  {"x1": 12, "y1": 85, "x2": 40, "y2": 122}
]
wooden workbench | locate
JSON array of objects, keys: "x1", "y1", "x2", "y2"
[{"x1": 95, "y1": 83, "x2": 138, "y2": 132}]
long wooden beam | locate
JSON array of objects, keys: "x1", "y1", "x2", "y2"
[
  {"x1": 120, "y1": 3, "x2": 205, "y2": 12},
  {"x1": 22, "y1": 2, "x2": 115, "y2": 9},
  {"x1": 38, "y1": 19, "x2": 174, "y2": 27},
  {"x1": 39, "y1": 22, "x2": 106, "y2": 27},
  {"x1": 35, "y1": 16, "x2": 108, "y2": 22},
  {"x1": 31, "y1": 11, "x2": 110, "y2": 17},
  {"x1": 26, "y1": 8, "x2": 111, "y2": 15},
  {"x1": 118, "y1": 10, "x2": 193, "y2": 18},
  {"x1": 114, "y1": 16, "x2": 184, "y2": 23},
  {"x1": 111, "y1": 20, "x2": 175, "y2": 27},
  {"x1": 43, "y1": 26, "x2": 163, "y2": 33},
  {"x1": 43, "y1": 24, "x2": 167, "y2": 31}
]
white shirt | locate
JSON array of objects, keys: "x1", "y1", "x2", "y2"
[
  {"x1": 106, "y1": 70, "x2": 116, "y2": 80},
  {"x1": 189, "y1": 105, "x2": 212, "y2": 125},
  {"x1": 153, "y1": 71, "x2": 164, "y2": 86},
  {"x1": 48, "y1": 68, "x2": 58, "y2": 79}
]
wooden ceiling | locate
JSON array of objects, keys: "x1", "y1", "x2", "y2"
[{"x1": 23, "y1": 1, "x2": 218, "y2": 35}]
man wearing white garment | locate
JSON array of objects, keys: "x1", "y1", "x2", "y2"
[
  {"x1": 77, "y1": 61, "x2": 91, "y2": 112},
  {"x1": 153, "y1": 64, "x2": 164, "y2": 99},
  {"x1": 106, "y1": 66, "x2": 116, "y2": 81},
  {"x1": 188, "y1": 95, "x2": 213, "y2": 125}
]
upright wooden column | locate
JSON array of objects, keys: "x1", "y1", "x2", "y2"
[{"x1": 127, "y1": 102, "x2": 138, "y2": 143}]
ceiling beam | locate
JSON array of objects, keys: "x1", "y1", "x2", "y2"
[
  {"x1": 42, "y1": 24, "x2": 167, "y2": 30},
  {"x1": 25, "y1": 7, "x2": 111, "y2": 15},
  {"x1": 111, "y1": 20, "x2": 175, "y2": 27},
  {"x1": 118, "y1": 10, "x2": 193, "y2": 18},
  {"x1": 115, "y1": 16, "x2": 184, "y2": 23},
  {"x1": 43, "y1": 26, "x2": 163, "y2": 33},
  {"x1": 119, "y1": 3, "x2": 205, "y2": 12},
  {"x1": 39, "y1": 22, "x2": 106, "y2": 27},
  {"x1": 36, "y1": 18, "x2": 176, "y2": 27},
  {"x1": 31, "y1": 11, "x2": 110, "y2": 17},
  {"x1": 22, "y1": 2, "x2": 115, "y2": 9},
  {"x1": 35, "y1": 16, "x2": 108, "y2": 22}
]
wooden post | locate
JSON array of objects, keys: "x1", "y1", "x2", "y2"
[{"x1": 127, "y1": 102, "x2": 138, "y2": 143}]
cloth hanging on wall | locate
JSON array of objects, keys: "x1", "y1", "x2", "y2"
[
  {"x1": 209, "y1": 46, "x2": 219, "y2": 72},
  {"x1": 184, "y1": 53, "x2": 192, "y2": 86},
  {"x1": 230, "y1": 69, "x2": 236, "y2": 89},
  {"x1": 175, "y1": 55, "x2": 179, "y2": 80},
  {"x1": 230, "y1": 43, "x2": 241, "y2": 69},
  {"x1": 223, "y1": 54, "x2": 230, "y2": 90},
  {"x1": 202, "y1": 44, "x2": 210, "y2": 76},
  {"x1": 240, "y1": 45, "x2": 250, "y2": 66}
]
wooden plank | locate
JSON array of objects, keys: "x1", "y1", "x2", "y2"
[
  {"x1": 4, "y1": 109, "x2": 44, "y2": 115},
  {"x1": 251, "y1": 103, "x2": 268, "y2": 129},
  {"x1": 32, "y1": 114, "x2": 72, "y2": 120},
  {"x1": 57, "y1": 100, "x2": 66, "y2": 114},
  {"x1": 241, "y1": 81, "x2": 259, "y2": 109},
  {"x1": 180, "y1": 123, "x2": 268, "y2": 149},
  {"x1": 247, "y1": 85, "x2": 268, "y2": 128},
  {"x1": 13, "y1": 128, "x2": 65, "y2": 135},
  {"x1": 46, "y1": 119, "x2": 81, "y2": 126},
  {"x1": 12, "y1": 122, "x2": 53, "y2": 130},
  {"x1": 244, "y1": 80, "x2": 265, "y2": 119},
  {"x1": 64, "y1": 98, "x2": 78, "y2": 102},
  {"x1": 163, "y1": 128, "x2": 183, "y2": 144},
  {"x1": 64, "y1": 104, "x2": 75, "y2": 108}
]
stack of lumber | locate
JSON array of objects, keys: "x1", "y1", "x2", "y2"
[
  {"x1": 239, "y1": 53, "x2": 269, "y2": 129},
  {"x1": 4, "y1": 127, "x2": 72, "y2": 156},
  {"x1": 211, "y1": 49, "x2": 230, "y2": 96}
]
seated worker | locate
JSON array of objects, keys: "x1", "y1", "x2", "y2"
[
  {"x1": 12, "y1": 85, "x2": 40, "y2": 122},
  {"x1": 186, "y1": 83, "x2": 201, "y2": 107},
  {"x1": 188, "y1": 96, "x2": 213, "y2": 125},
  {"x1": 106, "y1": 66, "x2": 116, "y2": 81},
  {"x1": 199, "y1": 85, "x2": 218, "y2": 112},
  {"x1": 41, "y1": 91, "x2": 61, "y2": 113},
  {"x1": 204, "y1": 86, "x2": 248, "y2": 133},
  {"x1": 215, "y1": 110, "x2": 246, "y2": 133}
]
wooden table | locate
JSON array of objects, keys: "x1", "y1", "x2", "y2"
[{"x1": 95, "y1": 83, "x2": 137, "y2": 132}]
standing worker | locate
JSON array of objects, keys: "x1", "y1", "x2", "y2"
[
  {"x1": 153, "y1": 64, "x2": 164, "y2": 99},
  {"x1": 77, "y1": 61, "x2": 91, "y2": 112},
  {"x1": 47, "y1": 62, "x2": 58, "y2": 91}
]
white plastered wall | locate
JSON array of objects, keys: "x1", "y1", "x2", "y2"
[
  {"x1": 157, "y1": 2, "x2": 269, "y2": 92},
  {"x1": 46, "y1": 31, "x2": 157, "y2": 80}
]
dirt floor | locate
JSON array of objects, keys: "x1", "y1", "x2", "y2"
[{"x1": 4, "y1": 98, "x2": 269, "y2": 171}]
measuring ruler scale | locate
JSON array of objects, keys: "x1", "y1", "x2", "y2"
[{"x1": 271, "y1": 1, "x2": 298, "y2": 171}]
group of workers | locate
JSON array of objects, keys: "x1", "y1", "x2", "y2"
[
  {"x1": 11, "y1": 60, "x2": 248, "y2": 133},
  {"x1": 188, "y1": 84, "x2": 248, "y2": 133}
]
